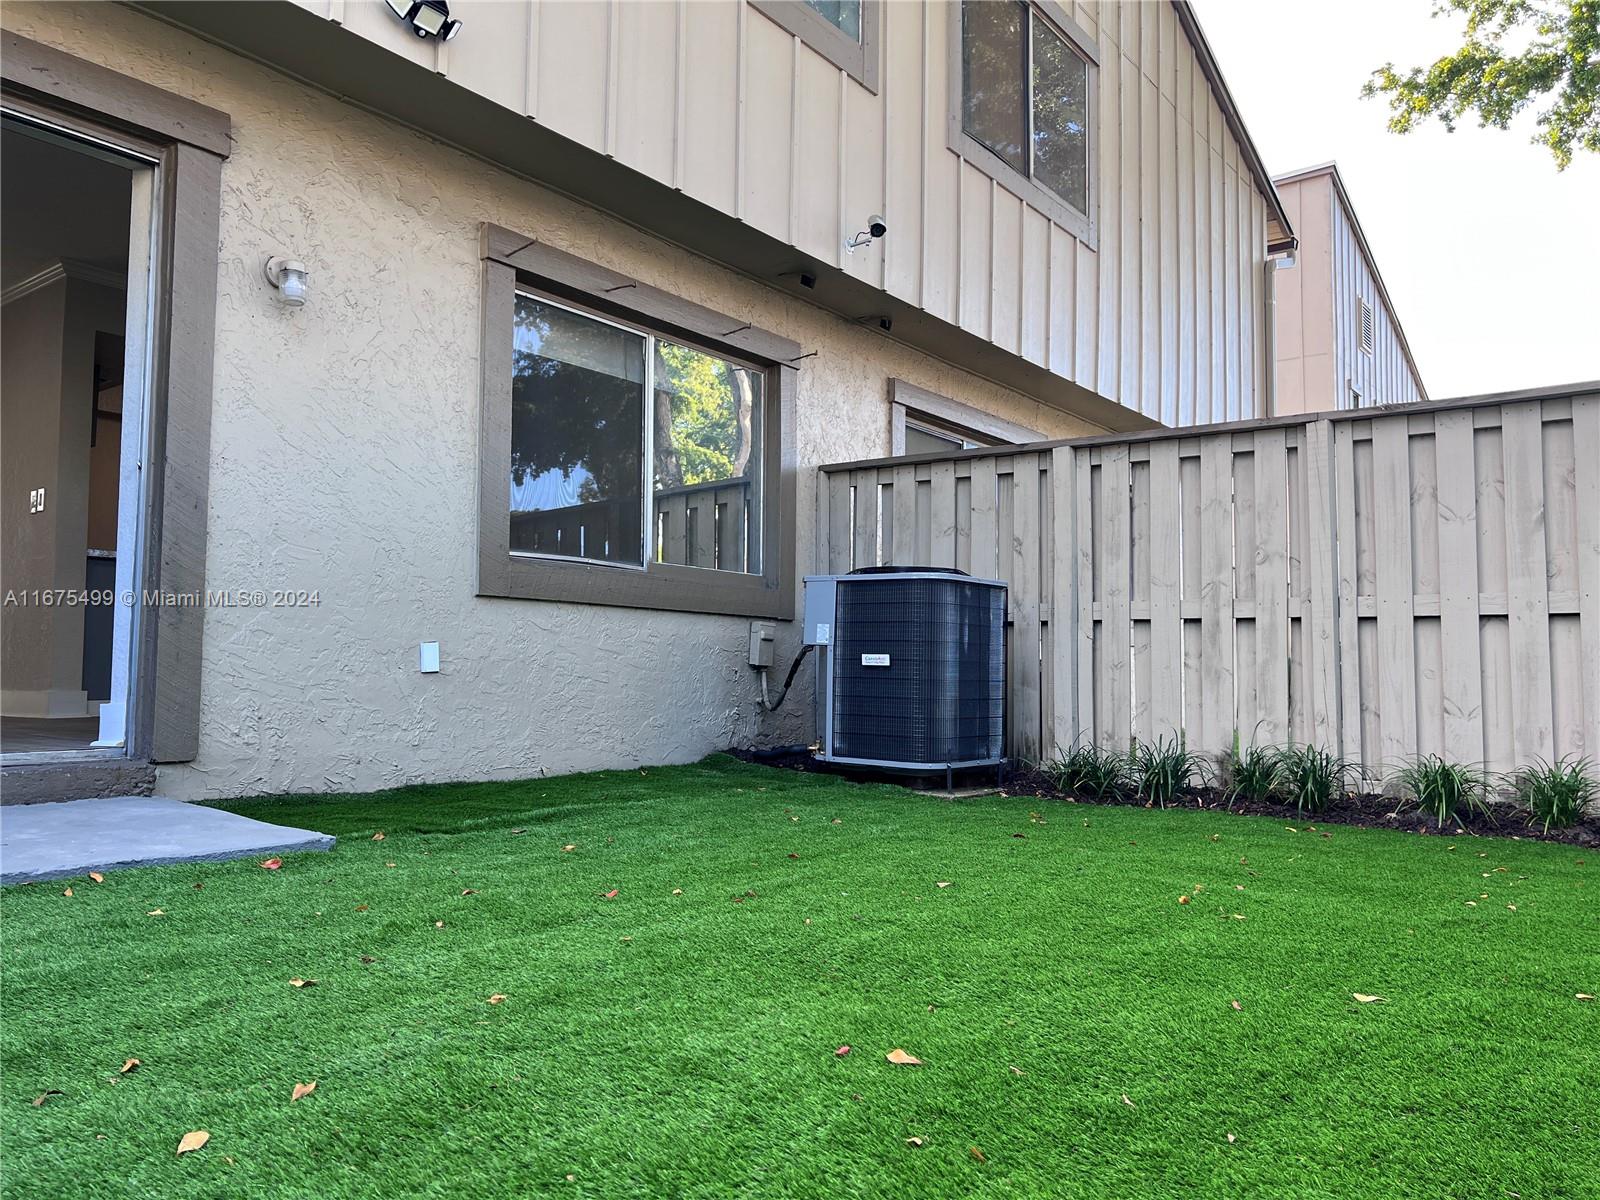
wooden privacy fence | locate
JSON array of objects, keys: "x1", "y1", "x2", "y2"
[{"x1": 816, "y1": 386, "x2": 1599, "y2": 778}]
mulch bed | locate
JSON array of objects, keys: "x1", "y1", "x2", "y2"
[{"x1": 731, "y1": 747, "x2": 1600, "y2": 849}]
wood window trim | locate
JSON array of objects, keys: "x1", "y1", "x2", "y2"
[
  {"x1": 750, "y1": 2, "x2": 881, "y2": 93},
  {"x1": 1, "y1": 33, "x2": 229, "y2": 765},
  {"x1": 946, "y1": 0, "x2": 1099, "y2": 247},
  {"x1": 478, "y1": 224, "x2": 797, "y2": 621},
  {"x1": 888, "y1": 379, "x2": 1042, "y2": 455}
]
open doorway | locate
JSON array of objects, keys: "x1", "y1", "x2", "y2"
[{"x1": 2, "y1": 117, "x2": 154, "y2": 758}]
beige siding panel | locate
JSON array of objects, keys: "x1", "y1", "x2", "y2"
[
  {"x1": 991, "y1": 187, "x2": 1024, "y2": 355},
  {"x1": 921, "y1": 1, "x2": 959, "y2": 324},
  {"x1": 794, "y1": 50, "x2": 841, "y2": 262},
  {"x1": 612, "y1": 0, "x2": 677, "y2": 184},
  {"x1": 1021, "y1": 206, "x2": 1050, "y2": 367},
  {"x1": 535, "y1": 0, "x2": 609, "y2": 149},
  {"x1": 960, "y1": 167, "x2": 993, "y2": 337},
  {"x1": 679, "y1": 1, "x2": 740, "y2": 213},
  {"x1": 742, "y1": 16, "x2": 794, "y2": 240},
  {"x1": 1139, "y1": 73, "x2": 1159, "y2": 417},
  {"x1": 881, "y1": 0, "x2": 922, "y2": 300},
  {"x1": 1047, "y1": 222, "x2": 1074, "y2": 378}
]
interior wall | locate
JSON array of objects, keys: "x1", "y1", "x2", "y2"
[{"x1": 0, "y1": 276, "x2": 125, "y2": 717}]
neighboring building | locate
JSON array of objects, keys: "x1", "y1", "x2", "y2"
[
  {"x1": 1269, "y1": 162, "x2": 1425, "y2": 414},
  {"x1": 0, "y1": 1, "x2": 1292, "y2": 801}
]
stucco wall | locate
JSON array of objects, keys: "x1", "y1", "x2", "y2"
[{"x1": 3, "y1": 2, "x2": 1099, "y2": 799}]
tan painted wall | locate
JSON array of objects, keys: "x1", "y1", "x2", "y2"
[
  {"x1": 1, "y1": 275, "x2": 124, "y2": 717},
  {"x1": 289, "y1": 0, "x2": 1274, "y2": 426},
  {"x1": 2, "y1": 2, "x2": 1099, "y2": 797}
]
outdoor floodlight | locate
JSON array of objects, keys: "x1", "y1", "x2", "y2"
[
  {"x1": 264, "y1": 256, "x2": 309, "y2": 307},
  {"x1": 385, "y1": 0, "x2": 462, "y2": 41}
]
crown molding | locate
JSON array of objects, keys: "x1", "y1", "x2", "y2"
[{"x1": 2, "y1": 258, "x2": 126, "y2": 307}]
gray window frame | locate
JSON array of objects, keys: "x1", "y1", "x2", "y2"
[
  {"x1": 2, "y1": 33, "x2": 229, "y2": 765},
  {"x1": 888, "y1": 378, "x2": 1042, "y2": 455},
  {"x1": 946, "y1": 0, "x2": 1099, "y2": 246},
  {"x1": 479, "y1": 225, "x2": 797, "y2": 620},
  {"x1": 750, "y1": 1, "x2": 882, "y2": 93}
]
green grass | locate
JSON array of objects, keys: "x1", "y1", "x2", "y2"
[{"x1": 3, "y1": 755, "x2": 1596, "y2": 1199}]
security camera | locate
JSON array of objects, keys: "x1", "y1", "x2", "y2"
[{"x1": 845, "y1": 214, "x2": 888, "y2": 253}]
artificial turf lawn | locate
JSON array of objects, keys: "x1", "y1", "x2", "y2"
[{"x1": 3, "y1": 756, "x2": 1596, "y2": 1199}]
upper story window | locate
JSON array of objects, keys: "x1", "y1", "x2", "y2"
[
  {"x1": 480, "y1": 225, "x2": 797, "y2": 620},
  {"x1": 950, "y1": 1, "x2": 1097, "y2": 241},
  {"x1": 751, "y1": 1, "x2": 881, "y2": 93}
]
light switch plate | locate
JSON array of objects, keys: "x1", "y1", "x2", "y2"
[
  {"x1": 419, "y1": 641, "x2": 440, "y2": 673},
  {"x1": 29, "y1": 488, "x2": 45, "y2": 514}
]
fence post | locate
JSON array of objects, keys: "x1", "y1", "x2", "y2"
[{"x1": 1303, "y1": 419, "x2": 1341, "y2": 752}]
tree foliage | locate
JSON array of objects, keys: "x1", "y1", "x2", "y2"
[{"x1": 1364, "y1": 0, "x2": 1600, "y2": 169}]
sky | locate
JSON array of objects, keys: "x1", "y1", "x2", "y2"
[{"x1": 1194, "y1": 0, "x2": 1600, "y2": 398}]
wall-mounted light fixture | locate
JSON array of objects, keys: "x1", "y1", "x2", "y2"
[
  {"x1": 264, "y1": 256, "x2": 309, "y2": 307},
  {"x1": 384, "y1": 0, "x2": 461, "y2": 40},
  {"x1": 845, "y1": 214, "x2": 887, "y2": 254}
]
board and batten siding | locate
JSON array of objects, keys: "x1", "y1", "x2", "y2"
[{"x1": 295, "y1": 0, "x2": 1272, "y2": 425}]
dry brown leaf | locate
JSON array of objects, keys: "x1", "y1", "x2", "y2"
[
  {"x1": 288, "y1": 978, "x2": 317, "y2": 988},
  {"x1": 146, "y1": 909, "x2": 165, "y2": 917},
  {"x1": 461, "y1": 889, "x2": 478, "y2": 896},
  {"x1": 671, "y1": 888, "x2": 683, "y2": 896},
  {"x1": 1576, "y1": 994, "x2": 1595, "y2": 1001},
  {"x1": 176, "y1": 1130, "x2": 210, "y2": 1156},
  {"x1": 1121, "y1": 1094, "x2": 1135, "y2": 1107},
  {"x1": 787, "y1": 853, "x2": 800, "y2": 859},
  {"x1": 834, "y1": 1045, "x2": 851, "y2": 1057},
  {"x1": 31, "y1": 1090, "x2": 65, "y2": 1106},
  {"x1": 89, "y1": 873, "x2": 104, "y2": 884},
  {"x1": 359, "y1": 955, "x2": 377, "y2": 964},
  {"x1": 1230, "y1": 1000, "x2": 1243, "y2": 1011},
  {"x1": 969, "y1": 1146, "x2": 986, "y2": 1163},
  {"x1": 354, "y1": 904, "x2": 369, "y2": 912},
  {"x1": 488, "y1": 994, "x2": 507, "y2": 1005},
  {"x1": 1178, "y1": 895, "x2": 1191, "y2": 905},
  {"x1": 885, "y1": 1048, "x2": 922, "y2": 1066},
  {"x1": 120, "y1": 1058, "x2": 140, "y2": 1074},
  {"x1": 62, "y1": 888, "x2": 73, "y2": 897},
  {"x1": 1352, "y1": 993, "x2": 1386, "y2": 1004},
  {"x1": 905, "y1": 1136, "x2": 924, "y2": 1148},
  {"x1": 562, "y1": 844, "x2": 576, "y2": 852},
  {"x1": 291, "y1": 1081, "x2": 316, "y2": 1102}
]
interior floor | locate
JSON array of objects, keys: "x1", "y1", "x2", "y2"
[{"x1": 0, "y1": 715, "x2": 101, "y2": 755}]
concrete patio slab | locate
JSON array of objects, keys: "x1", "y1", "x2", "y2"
[{"x1": 0, "y1": 797, "x2": 335, "y2": 885}]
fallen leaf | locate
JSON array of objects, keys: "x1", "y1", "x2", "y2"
[
  {"x1": 1352, "y1": 993, "x2": 1386, "y2": 1004},
  {"x1": 89, "y1": 873, "x2": 104, "y2": 884},
  {"x1": 260, "y1": 858, "x2": 282, "y2": 870},
  {"x1": 905, "y1": 1136, "x2": 924, "y2": 1148},
  {"x1": 1465, "y1": 901, "x2": 1477, "y2": 907},
  {"x1": 386, "y1": 862, "x2": 396, "y2": 869},
  {"x1": 1230, "y1": 1000, "x2": 1243, "y2": 1011},
  {"x1": 671, "y1": 888, "x2": 683, "y2": 896},
  {"x1": 1226, "y1": 1132, "x2": 1237, "y2": 1144},
  {"x1": 354, "y1": 904, "x2": 368, "y2": 912},
  {"x1": 969, "y1": 1146, "x2": 986, "y2": 1163},
  {"x1": 291, "y1": 1081, "x2": 316, "y2": 1102},
  {"x1": 831, "y1": 818, "x2": 842, "y2": 825},
  {"x1": 288, "y1": 978, "x2": 317, "y2": 988},
  {"x1": 787, "y1": 853, "x2": 800, "y2": 859},
  {"x1": 602, "y1": 889, "x2": 619, "y2": 900},
  {"x1": 176, "y1": 1130, "x2": 209, "y2": 1156},
  {"x1": 488, "y1": 994, "x2": 507, "y2": 1005},
  {"x1": 562, "y1": 844, "x2": 576, "y2": 852},
  {"x1": 835, "y1": 1045, "x2": 851, "y2": 1057},
  {"x1": 1232, "y1": 914, "x2": 1247, "y2": 921},
  {"x1": 510, "y1": 828, "x2": 526, "y2": 835},
  {"x1": 434, "y1": 921, "x2": 445, "y2": 929},
  {"x1": 1121, "y1": 1094, "x2": 1135, "y2": 1107},
  {"x1": 360, "y1": 955, "x2": 376, "y2": 964},
  {"x1": 1008, "y1": 1065, "x2": 1025, "y2": 1076},
  {"x1": 31, "y1": 1090, "x2": 65, "y2": 1106},
  {"x1": 1178, "y1": 895, "x2": 1191, "y2": 905},
  {"x1": 460, "y1": 889, "x2": 478, "y2": 896},
  {"x1": 1577, "y1": 994, "x2": 1595, "y2": 1001},
  {"x1": 146, "y1": 909, "x2": 165, "y2": 917},
  {"x1": 936, "y1": 881, "x2": 952, "y2": 888},
  {"x1": 63, "y1": 888, "x2": 73, "y2": 897},
  {"x1": 1011, "y1": 833, "x2": 1027, "y2": 839},
  {"x1": 120, "y1": 1058, "x2": 140, "y2": 1074},
  {"x1": 1507, "y1": 904, "x2": 1517, "y2": 912},
  {"x1": 371, "y1": 832, "x2": 385, "y2": 841},
  {"x1": 885, "y1": 1049, "x2": 922, "y2": 1066}
]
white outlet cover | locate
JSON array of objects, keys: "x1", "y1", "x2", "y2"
[{"x1": 419, "y1": 641, "x2": 440, "y2": 673}]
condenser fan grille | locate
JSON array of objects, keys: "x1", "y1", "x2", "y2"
[{"x1": 830, "y1": 576, "x2": 1005, "y2": 764}]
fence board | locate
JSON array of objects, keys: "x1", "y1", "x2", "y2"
[
  {"x1": 1574, "y1": 396, "x2": 1600, "y2": 759},
  {"x1": 1197, "y1": 436, "x2": 1235, "y2": 754},
  {"x1": 1050, "y1": 445, "x2": 1081, "y2": 749},
  {"x1": 1371, "y1": 416, "x2": 1416, "y2": 772},
  {"x1": 1502, "y1": 402, "x2": 1554, "y2": 765},
  {"x1": 1434, "y1": 410, "x2": 1484, "y2": 765},
  {"x1": 1011, "y1": 457, "x2": 1044, "y2": 758},
  {"x1": 1254, "y1": 428, "x2": 1290, "y2": 743},
  {"x1": 1148, "y1": 440, "x2": 1183, "y2": 739}
]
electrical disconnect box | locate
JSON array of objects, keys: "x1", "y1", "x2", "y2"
[{"x1": 748, "y1": 621, "x2": 776, "y2": 669}]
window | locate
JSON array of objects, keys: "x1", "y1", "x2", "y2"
[
  {"x1": 511, "y1": 296, "x2": 765, "y2": 574},
  {"x1": 888, "y1": 379, "x2": 1042, "y2": 456},
  {"x1": 950, "y1": 1, "x2": 1097, "y2": 238},
  {"x1": 1358, "y1": 297, "x2": 1375, "y2": 355},
  {"x1": 480, "y1": 226, "x2": 796, "y2": 619},
  {"x1": 751, "y1": 1, "x2": 881, "y2": 93}
]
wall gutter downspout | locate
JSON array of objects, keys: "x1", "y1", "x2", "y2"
[{"x1": 1263, "y1": 257, "x2": 1277, "y2": 418}]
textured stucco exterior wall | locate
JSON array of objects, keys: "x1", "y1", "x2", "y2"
[{"x1": 3, "y1": 2, "x2": 1099, "y2": 799}]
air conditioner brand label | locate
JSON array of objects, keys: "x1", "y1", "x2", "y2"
[{"x1": 861, "y1": 653, "x2": 891, "y2": 667}]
